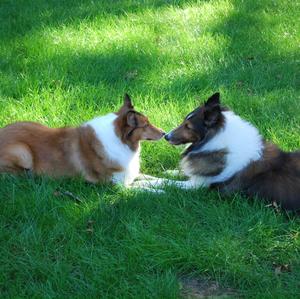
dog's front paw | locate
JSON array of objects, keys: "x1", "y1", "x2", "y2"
[
  {"x1": 130, "y1": 180, "x2": 165, "y2": 193},
  {"x1": 131, "y1": 178, "x2": 169, "y2": 189},
  {"x1": 134, "y1": 174, "x2": 159, "y2": 181},
  {"x1": 135, "y1": 187, "x2": 165, "y2": 194}
]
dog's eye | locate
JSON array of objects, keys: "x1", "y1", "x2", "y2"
[{"x1": 185, "y1": 123, "x2": 192, "y2": 130}]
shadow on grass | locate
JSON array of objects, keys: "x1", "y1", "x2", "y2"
[
  {"x1": 2, "y1": 0, "x2": 298, "y2": 105},
  {"x1": 0, "y1": 46, "x2": 161, "y2": 106},
  {"x1": 1, "y1": 0, "x2": 205, "y2": 41},
  {"x1": 167, "y1": 0, "x2": 299, "y2": 96}
]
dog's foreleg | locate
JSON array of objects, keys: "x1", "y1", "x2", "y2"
[
  {"x1": 131, "y1": 178, "x2": 200, "y2": 190},
  {"x1": 134, "y1": 186, "x2": 165, "y2": 194},
  {"x1": 129, "y1": 176, "x2": 166, "y2": 193},
  {"x1": 169, "y1": 180, "x2": 200, "y2": 189},
  {"x1": 135, "y1": 173, "x2": 161, "y2": 181},
  {"x1": 131, "y1": 177, "x2": 170, "y2": 189},
  {"x1": 131, "y1": 175, "x2": 209, "y2": 190}
]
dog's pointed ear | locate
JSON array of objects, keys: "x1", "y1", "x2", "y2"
[
  {"x1": 124, "y1": 93, "x2": 134, "y2": 109},
  {"x1": 204, "y1": 93, "x2": 221, "y2": 127},
  {"x1": 205, "y1": 92, "x2": 220, "y2": 108},
  {"x1": 118, "y1": 93, "x2": 134, "y2": 114},
  {"x1": 204, "y1": 106, "x2": 221, "y2": 127}
]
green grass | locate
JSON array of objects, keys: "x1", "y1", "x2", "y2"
[{"x1": 0, "y1": 0, "x2": 299, "y2": 298}]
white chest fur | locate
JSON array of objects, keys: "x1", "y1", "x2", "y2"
[{"x1": 85, "y1": 113, "x2": 140, "y2": 186}]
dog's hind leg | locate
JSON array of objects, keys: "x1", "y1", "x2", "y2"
[{"x1": 0, "y1": 144, "x2": 33, "y2": 173}]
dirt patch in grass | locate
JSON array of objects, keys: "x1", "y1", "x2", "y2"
[{"x1": 179, "y1": 276, "x2": 238, "y2": 298}]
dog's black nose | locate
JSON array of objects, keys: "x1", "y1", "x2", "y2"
[{"x1": 164, "y1": 134, "x2": 170, "y2": 141}]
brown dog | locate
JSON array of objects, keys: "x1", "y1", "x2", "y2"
[{"x1": 0, "y1": 94, "x2": 165, "y2": 186}]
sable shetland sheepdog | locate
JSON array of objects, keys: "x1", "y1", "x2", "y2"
[
  {"x1": 134, "y1": 93, "x2": 300, "y2": 211},
  {"x1": 0, "y1": 94, "x2": 165, "y2": 186}
]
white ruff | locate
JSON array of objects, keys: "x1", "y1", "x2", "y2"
[
  {"x1": 85, "y1": 113, "x2": 140, "y2": 186},
  {"x1": 187, "y1": 111, "x2": 264, "y2": 184}
]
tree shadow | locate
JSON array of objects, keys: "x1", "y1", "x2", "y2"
[
  {"x1": 167, "y1": 0, "x2": 299, "y2": 98},
  {"x1": 1, "y1": 0, "x2": 204, "y2": 41},
  {"x1": 0, "y1": 47, "x2": 160, "y2": 108},
  {"x1": 2, "y1": 0, "x2": 298, "y2": 100},
  {"x1": 1, "y1": 1, "x2": 207, "y2": 102}
]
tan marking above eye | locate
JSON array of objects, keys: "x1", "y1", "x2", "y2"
[{"x1": 185, "y1": 122, "x2": 193, "y2": 130}]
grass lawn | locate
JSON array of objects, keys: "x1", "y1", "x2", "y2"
[{"x1": 0, "y1": 0, "x2": 300, "y2": 297}]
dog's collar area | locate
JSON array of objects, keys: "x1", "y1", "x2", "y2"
[
  {"x1": 182, "y1": 142, "x2": 202, "y2": 157},
  {"x1": 181, "y1": 133, "x2": 211, "y2": 157}
]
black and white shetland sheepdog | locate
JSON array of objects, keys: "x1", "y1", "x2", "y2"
[{"x1": 133, "y1": 93, "x2": 300, "y2": 212}]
